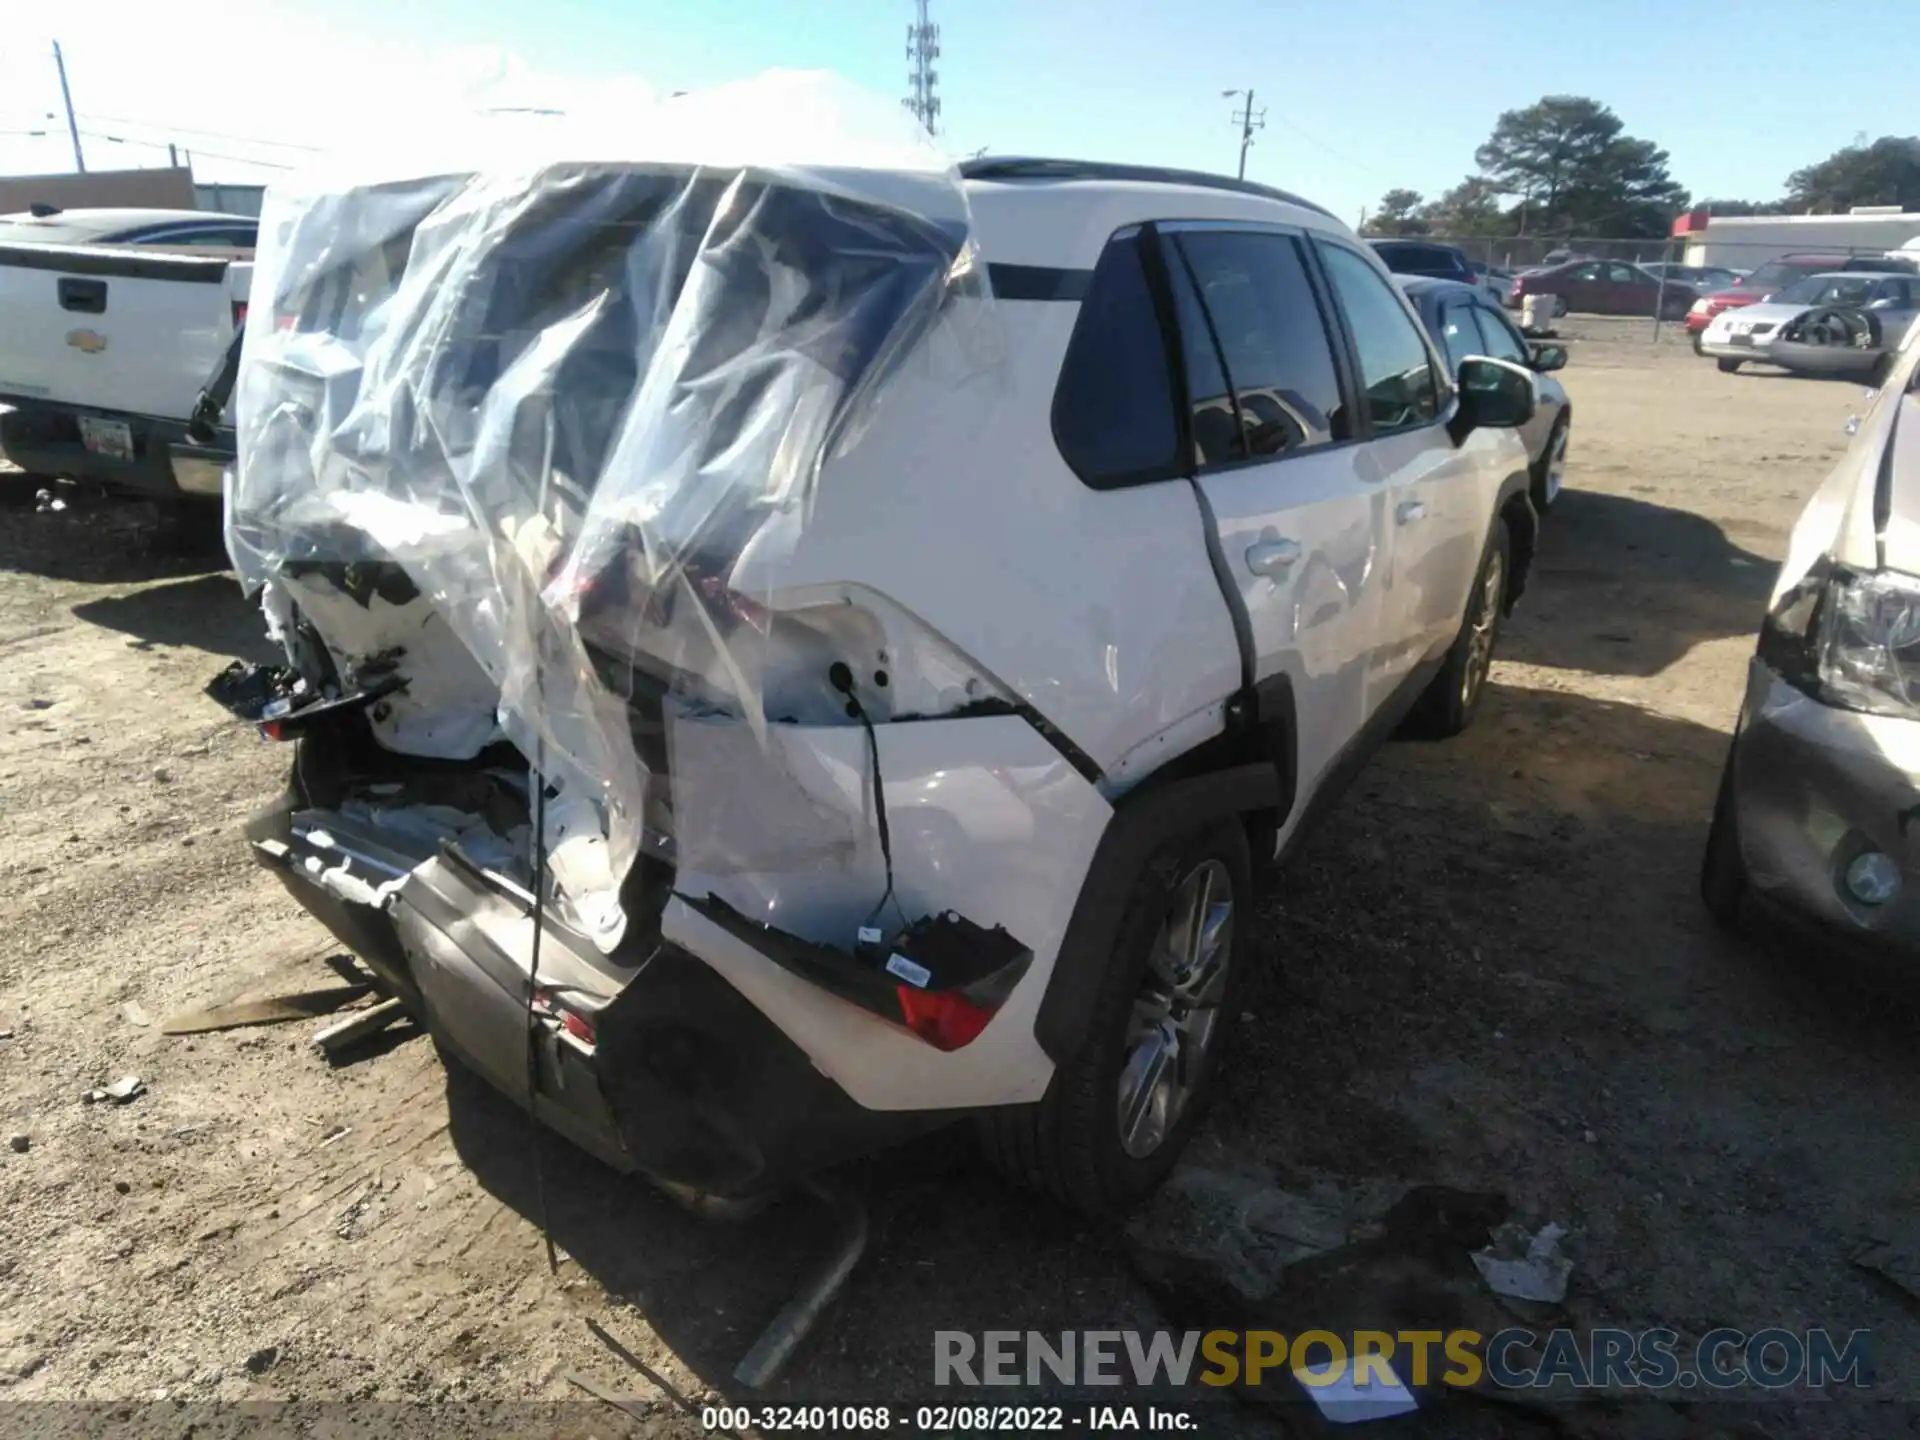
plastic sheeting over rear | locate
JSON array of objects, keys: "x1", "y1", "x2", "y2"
[{"x1": 227, "y1": 73, "x2": 993, "y2": 947}]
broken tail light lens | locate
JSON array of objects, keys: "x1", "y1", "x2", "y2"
[{"x1": 894, "y1": 984, "x2": 998, "y2": 1051}]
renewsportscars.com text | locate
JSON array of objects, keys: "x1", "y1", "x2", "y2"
[{"x1": 934, "y1": 1327, "x2": 1872, "y2": 1392}]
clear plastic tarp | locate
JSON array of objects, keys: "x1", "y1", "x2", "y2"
[{"x1": 228, "y1": 72, "x2": 991, "y2": 948}]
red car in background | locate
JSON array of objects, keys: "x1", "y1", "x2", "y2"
[
  {"x1": 1511, "y1": 259, "x2": 1698, "y2": 319},
  {"x1": 1684, "y1": 255, "x2": 1850, "y2": 348}
]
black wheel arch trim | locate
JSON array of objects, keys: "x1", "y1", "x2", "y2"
[{"x1": 1033, "y1": 762, "x2": 1281, "y2": 1065}]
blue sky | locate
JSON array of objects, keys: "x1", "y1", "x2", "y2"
[{"x1": 1, "y1": 0, "x2": 1915, "y2": 223}]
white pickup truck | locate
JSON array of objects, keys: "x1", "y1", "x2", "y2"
[{"x1": 0, "y1": 236, "x2": 252, "y2": 505}]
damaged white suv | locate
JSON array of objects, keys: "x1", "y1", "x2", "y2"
[{"x1": 222, "y1": 89, "x2": 1541, "y2": 1218}]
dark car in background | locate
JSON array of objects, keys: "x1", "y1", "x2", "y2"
[
  {"x1": 1400, "y1": 276, "x2": 1572, "y2": 513},
  {"x1": 1370, "y1": 239, "x2": 1478, "y2": 285},
  {"x1": 0, "y1": 207, "x2": 257, "y2": 248},
  {"x1": 1511, "y1": 258, "x2": 1697, "y2": 319}
]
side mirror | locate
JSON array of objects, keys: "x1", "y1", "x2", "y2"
[
  {"x1": 1449, "y1": 357, "x2": 1536, "y2": 444},
  {"x1": 1529, "y1": 344, "x2": 1569, "y2": 373}
]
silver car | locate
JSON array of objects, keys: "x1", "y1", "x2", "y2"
[
  {"x1": 1700, "y1": 270, "x2": 1920, "y2": 383},
  {"x1": 1703, "y1": 322, "x2": 1920, "y2": 952},
  {"x1": 1401, "y1": 276, "x2": 1573, "y2": 513}
]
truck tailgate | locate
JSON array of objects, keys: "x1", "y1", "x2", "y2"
[{"x1": 0, "y1": 243, "x2": 250, "y2": 420}]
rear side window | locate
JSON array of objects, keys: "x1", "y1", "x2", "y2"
[
  {"x1": 1170, "y1": 230, "x2": 1348, "y2": 460},
  {"x1": 1051, "y1": 234, "x2": 1180, "y2": 487},
  {"x1": 1316, "y1": 243, "x2": 1440, "y2": 435}
]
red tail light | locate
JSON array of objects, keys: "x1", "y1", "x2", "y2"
[
  {"x1": 232, "y1": 301, "x2": 249, "y2": 330},
  {"x1": 895, "y1": 984, "x2": 997, "y2": 1051},
  {"x1": 259, "y1": 719, "x2": 287, "y2": 741}
]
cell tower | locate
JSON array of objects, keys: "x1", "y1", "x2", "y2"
[{"x1": 904, "y1": 0, "x2": 941, "y2": 136}]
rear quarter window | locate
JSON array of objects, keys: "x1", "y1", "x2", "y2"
[{"x1": 1051, "y1": 233, "x2": 1180, "y2": 488}]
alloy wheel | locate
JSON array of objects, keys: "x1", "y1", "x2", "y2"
[
  {"x1": 1117, "y1": 859, "x2": 1235, "y2": 1159},
  {"x1": 1462, "y1": 551, "x2": 1506, "y2": 708}
]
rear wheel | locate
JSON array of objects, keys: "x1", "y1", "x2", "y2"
[
  {"x1": 1717, "y1": 357, "x2": 1743, "y2": 374},
  {"x1": 977, "y1": 820, "x2": 1251, "y2": 1219},
  {"x1": 1403, "y1": 518, "x2": 1510, "y2": 739}
]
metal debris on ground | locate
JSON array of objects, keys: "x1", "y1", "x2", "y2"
[
  {"x1": 312, "y1": 996, "x2": 408, "y2": 1060},
  {"x1": 85, "y1": 1076, "x2": 147, "y2": 1106},
  {"x1": 1295, "y1": 1356, "x2": 1421, "y2": 1424},
  {"x1": 160, "y1": 984, "x2": 371, "y2": 1035},
  {"x1": 319, "y1": 1125, "x2": 351, "y2": 1148},
  {"x1": 1471, "y1": 1220, "x2": 1573, "y2": 1304}
]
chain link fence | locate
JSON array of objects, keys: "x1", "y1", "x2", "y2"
[{"x1": 1414, "y1": 234, "x2": 1918, "y2": 275}]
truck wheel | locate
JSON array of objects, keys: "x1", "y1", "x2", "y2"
[
  {"x1": 1717, "y1": 357, "x2": 1742, "y2": 374},
  {"x1": 1700, "y1": 745, "x2": 1747, "y2": 928},
  {"x1": 977, "y1": 819, "x2": 1252, "y2": 1220},
  {"x1": 1403, "y1": 517, "x2": 1510, "y2": 739}
]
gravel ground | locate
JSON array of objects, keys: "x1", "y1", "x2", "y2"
[{"x1": 2, "y1": 319, "x2": 1916, "y2": 1439}]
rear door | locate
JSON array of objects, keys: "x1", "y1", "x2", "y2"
[
  {"x1": 1313, "y1": 240, "x2": 1491, "y2": 676},
  {"x1": 1606, "y1": 262, "x2": 1647, "y2": 314},
  {"x1": 1167, "y1": 224, "x2": 1396, "y2": 798}
]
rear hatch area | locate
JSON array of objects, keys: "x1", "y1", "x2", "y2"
[{"x1": 224, "y1": 81, "x2": 1108, "y2": 1197}]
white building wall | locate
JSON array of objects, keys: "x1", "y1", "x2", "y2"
[{"x1": 1684, "y1": 213, "x2": 1920, "y2": 268}]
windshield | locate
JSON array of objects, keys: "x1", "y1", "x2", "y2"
[
  {"x1": 1740, "y1": 260, "x2": 1829, "y2": 292},
  {"x1": 1773, "y1": 275, "x2": 1875, "y2": 307}
]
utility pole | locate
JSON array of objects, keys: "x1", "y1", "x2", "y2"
[
  {"x1": 904, "y1": 0, "x2": 941, "y2": 136},
  {"x1": 168, "y1": 142, "x2": 179, "y2": 169},
  {"x1": 1222, "y1": 88, "x2": 1265, "y2": 180},
  {"x1": 53, "y1": 41, "x2": 85, "y2": 173}
]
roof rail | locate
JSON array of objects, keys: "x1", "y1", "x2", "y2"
[{"x1": 956, "y1": 156, "x2": 1336, "y2": 222}]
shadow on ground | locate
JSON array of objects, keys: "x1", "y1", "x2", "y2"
[
  {"x1": 429, "y1": 675, "x2": 1920, "y2": 1434},
  {"x1": 1505, "y1": 488, "x2": 1775, "y2": 678},
  {"x1": 0, "y1": 492, "x2": 228, "y2": 586},
  {"x1": 71, "y1": 572, "x2": 275, "y2": 661}
]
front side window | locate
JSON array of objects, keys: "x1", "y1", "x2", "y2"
[
  {"x1": 1608, "y1": 264, "x2": 1639, "y2": 284},
  {"x1": 1051, "y1": 233, "x2": 1180, "y2": 488},
  {"x1": 1436, "y1": 300, "x2": 1481, "y2": 374},
  {"x1": 1569, "y1": 263, "x2": 1603, "y2": 282},
  {"x1": 1172, "y1": 229, "x2": 1348, "y2": 460},
  {"x1": 1469, "y1": 303, "x2": 1531, "y2": 365},
  {"x1": 1316, "y1": 242, "x2": 1440, "y2": 435}
]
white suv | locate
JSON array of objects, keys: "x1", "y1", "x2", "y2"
[{"x1": 225, "y1": 134, "x2": 1541, "y2": 1220}]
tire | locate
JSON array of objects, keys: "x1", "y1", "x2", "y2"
[
  {"x1": 977, "y1": 819, "x2": 1252, "y2": 1220},
  {"x1": 1870, "y1": 352, "x2": 1895, "y2": 388},
  {"x1": 1700, "y1": 745, "x2": 1748, "y2": 928},
  {"x1": 1716, "y1": 357, "x2": 1742, "y2": 374},
  {"x1": 1531, "y1": 416, "x2": 1569, "y2": 514},
  {"x1": 1403, "y1": 517, "x2": 1511, "y2": 740},
  {"x1": 1690, "y1": 330, "x2": 1704, "y2": 355}
]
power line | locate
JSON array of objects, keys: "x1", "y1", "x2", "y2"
[
  {"x1": 75, "y1": 130, "x2": 293, "y2": 169},
  {"x1": 74, "y1": 112, "x2": 320, "y2": 152}
]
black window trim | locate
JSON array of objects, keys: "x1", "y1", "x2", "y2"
[
  {"x1": 1050, "y1": 219, "x2": 1457, "y2": 495},
  {"x1": 1144, "y1": 219, "x2": 1359, "y2": 480},
  {"x1": 1308, "y1": 234, "x2": 1455, "y2": 444},
  {"x1": 1047, "y1": 224, "x2": 1190, "y2": 492},
  {"x1": 1466, "y1": 297, "x2": 1531, "y2": 366}
]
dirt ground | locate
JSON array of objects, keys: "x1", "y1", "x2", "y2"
[{"x1": 3, "y1": 319, "x2": 1917, "y2": 1439}]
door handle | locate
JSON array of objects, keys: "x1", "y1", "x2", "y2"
[
  {"x1": 1396, "y1": 500, "x2": 1428, "y2": 524},
  {"x1": 1245, "y1": 538, "x2": 1300, "y2": 577},
  {"x1": 58, "y1": 277, "x2": 107, "y2": 314}
]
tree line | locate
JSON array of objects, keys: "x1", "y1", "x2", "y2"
[{"x1": 1363, "y1": 95, "x2": 1920, "y2": 241}]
